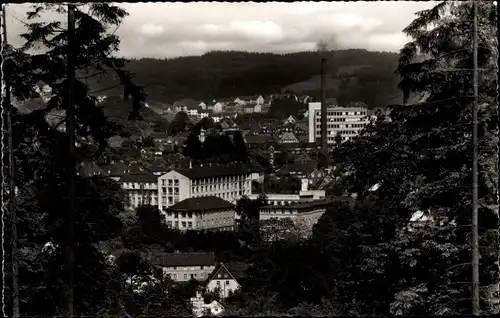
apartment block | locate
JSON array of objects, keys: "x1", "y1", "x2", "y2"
[{"x1": 308, "y1": 102, "x2": 369, "y2": 144}]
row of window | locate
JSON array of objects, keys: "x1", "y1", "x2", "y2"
[
  {"x1": 123, "y1": 182, "x2": 157, "y2": 189},
  {"x1": 161, "y1": 179, "x2": 180, "y2": 186},
  {"x1": 192, "y1": 175, "x2": 249, "y2": 185},
  {"x1": 315, "y1": 130, "x2": 359, "y2": 135},
  {"x1": 161, "y1": 187, "x2": 179, "y2": 195},
  {"x1": 317, "y1": 117, "x2": 346, "y2": 122},
  {"x1": 192, "y1": 182, "x2": 249, "y2": 193},
  {"x1": 318, "y1": 123, "x2": 367, "y2": 129},
  {"x1": 316, "y1": 111, "x2": 367, "y2": 116}
]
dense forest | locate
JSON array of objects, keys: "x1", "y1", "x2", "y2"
[{"x1": 88, "y1": 49, "x2": 403, "y2": 107}]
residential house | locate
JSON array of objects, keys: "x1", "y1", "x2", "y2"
[
  {"x1": 206, "y1": 263, "x2": 241, "y2": 299},
  {"x1": 165, "y1": 196, "x2": 236, "y2": 231},
  {"x1": 173, "y1": 98, "x2": 200, "y2": 113},
  {"x1": 283, "y1": 115, "x2": 296, "y2": 125},
  {"x1": 100, "y1": 161, "x2": 131, "y2": 181},
  {"x1": 276, "y1": 161, "x2": 324, "y2": 184},
  {"x1": 121, "y1": 173, "x2": 159, "y2": 210},
  {"x1": 213, "y1": 102, "x2": 224, "y2": 113},
  {"x1": 277, "y1": 131, "x2": 299, "y2": 144},
  {"x1": 150, "y1": 252, "x2": 217, "y2": 282},
  {"x1": 149, "y1": 132, "x2": 169, "y2": 147},
  {"x1": 244, "y1": 134, "x2": 274, "y2": 150},
  {"x1": 243, "y1": 104, "x2": 254, "y2": 113},
  {"x1": 198, "y1": 101, "x2": 207, "y2": 110},
  {"x1": 77, "y1": 162, "x2": 105, "y2": 177}
]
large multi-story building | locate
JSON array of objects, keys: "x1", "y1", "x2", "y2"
[
  {"x1": 165, "y1": 196, "x2": 236, "y2": 231},
  {"x1": 121, "y1": 164, "x2": 254, "y2": 214},
  {"x1": 121, "y1": 173, "x2": 159, "y2": 210},
  {"x1": 157, "y1": 165, "x2": 253, "y2": 213},
  {"x1": 308, "y1": 102, "x2": 369, "y2": 144}
]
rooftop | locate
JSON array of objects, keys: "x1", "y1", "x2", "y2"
[
  {"x1": 260, "y1": 197, "x2": 350, "y2": 210},
  {"x1": 167, "y1": 196, "x2": 235, "y2": 212},
  {"x1": 276, "y1": 161, "x2": 318, "y2": 176},
  {"x1": 174, "y1": 164, "x2": 254, "y2": 179},
  {"x1": 150, "y1": 252, "x2": 216, "y2": 267},
  {"x1": 206, "y1": 262, "x2": 238, "y2": 282},
  {"x1": 120, "y1": 173, "x2": 158, "y2": 183}
]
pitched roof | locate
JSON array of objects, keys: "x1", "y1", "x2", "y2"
[
  {"x1": 174, "y1": 164, "x2": 254, "y2": 179},
  {"x1": 276, "y1": 161, "x2": 317, "y2": 176},
  {"x1": 120, "y1": 173, "x2": 158, "y2": 183},
  {"x1": 173, "y1": 98, "x2": 200, "y2": 110},
  {"x1": 151, "y1": 252, "x2": 216, "y2": 267},
  {"x1": 245, "y1": 134, "x2": 273, "y2": 144},
  {"x1": 260, "y1": 197, "x2": 350, "y2": 210},
  {"x1": 206, "y1": 263, "x2": 238, "y2": 282},
  {"x1": 99, "y1": 162, "x2": 130, "y2": 176},
  {"x1": 279, "y1": 132, "x2": 298, "y2": 142},
  {"x1": 78, "y1": 162, "x2": 105, "y2": 177},
  {"x1": 166, "y1": 196, "x2": 235, "y2": 212}
]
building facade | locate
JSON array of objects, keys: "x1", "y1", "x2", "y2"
[
  {"x1": 258, "y1": 199, "x2": 331, "y2": 237},
  {"x1": 206, "y1": 263, "x2": 241, "y2": 299},
  {"x1": 121, "y1": 173, "x2": 159, "y2": 210},
  {"x1": 308, "y1": 102, "x2": 369, "y2": 144},
  {"x1": 157, "y1": 165, "x2": 253, "y2": 214},
  {"x1": 151, "y1": 252, "x2": 217, "y2": 282},
  {"x1": 165, "y1": 196, "x2": 236, "y2": 231}
]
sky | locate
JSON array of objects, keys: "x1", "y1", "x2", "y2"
[{"x1": 5, "y1": 1, "x2": 438, "y2": 59}]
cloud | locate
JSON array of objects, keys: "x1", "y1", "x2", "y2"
[
  {"x1": 6, "y1": 2, "x2": 439, "y2": 58},
  {"x1": 140, "y1": 23, "x2": 164, "y2": 37}
]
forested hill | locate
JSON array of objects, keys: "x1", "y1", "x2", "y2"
[{"x1": 89, "y1": 49, "x2": 404, "y2": 106}]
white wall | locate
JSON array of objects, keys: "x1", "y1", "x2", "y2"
[
  {"x1": 162, "y1": 265, "x2": 216, "y2": 282},
  {"x1": 207, "y1": 278, "x2": 240, "y2": 299}
]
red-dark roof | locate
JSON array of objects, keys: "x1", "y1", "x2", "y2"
[
  {"x1": 120, "y1": 173, "x2": 158, "y2": 183},
  {"x1": 150, "y1": 252, "x2": 216, "y2": 267},
  {"x1": 166, "y1": 196, "x2": 234, "y2": 212},
  {"x1": 174, "y1": 164, "x2": 254, "y2": 179},
  {"x1": 206, "y1": 263, "x2": 238, "y2": 282},
  {"x1": 276, "y1": 161, "x2": 317, "y2": 176}
]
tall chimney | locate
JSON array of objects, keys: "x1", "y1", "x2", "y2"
[{"x1": 320, "y1": 58, "x2": 327, "y2": 152}]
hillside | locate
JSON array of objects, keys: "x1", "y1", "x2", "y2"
[{"x1": 87, "y1": 49, "x2": 404, "y2": 107}]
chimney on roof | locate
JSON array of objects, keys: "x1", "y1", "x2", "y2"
[{"x1": 189, "y1": 160, "x2": 193, "y2": 169}]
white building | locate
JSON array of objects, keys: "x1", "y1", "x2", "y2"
[
  {"x1": 150, "y1": 252, "x2": 217, "y2": 282},
  {"x1": 157, "y1": 165, "x2": 253, "y2": 212},
  {"x1": 165, "y1": 196, "x2": 236, "y2": 231},
  {"x1": 121, "y1": 173, "x2": 159, "y2": 210},
  {"x1": 248, "y1": 179, "x2": 325, "y2": 205},
  {"x1": 308, "y1": 102, "x2": 369, "y2": 144},
  {"x1": 258, "y1": 199, "x2": 332, "y2": 238}
]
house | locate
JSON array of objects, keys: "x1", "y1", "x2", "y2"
[
  {"x1": 149, "y1": 132, "x2": 169, "y2": 147},
  {"x1": 299, "y1": 95, "x2": 313, "y2": 104},
  {"x1": 243, "y1": 104, "x2": 254, "y2": 113},
  {"x1": 165, "y1": 196, "x2": 236, "y2": 231},
  {"x1": 100, "y1": 161, "x2": 131, "y2": 181},
  {"x1": 213, "y1": 102, "x2": 223, "y2": 113},
  {"x1": 77, "y1": 162, "x2": 105, "y2": 177},
  {"x1": 206, "y1": 262, "x2": 241, "y2": 299},
  {"x1": 277, "y1": 131, "x2": 299, "y2": 144},
  {"x1": 283, "y1": 115, "x2": 296, "y2": 125},
  {"x1": 253, "y1": 103, "x2": 262, "y2": 113},
  {"x1": 276, "y1": 161, "x2": 323, "y2": 181},
  {"x1": 150, "y1": 252, "x2": 217, "y2": 282},
  {"x1": 198, "y1": 101, "x2": 207, "y2": 110},
  {"x1": 173, "y1": 98, "x2": 200, "y2": 112}
]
